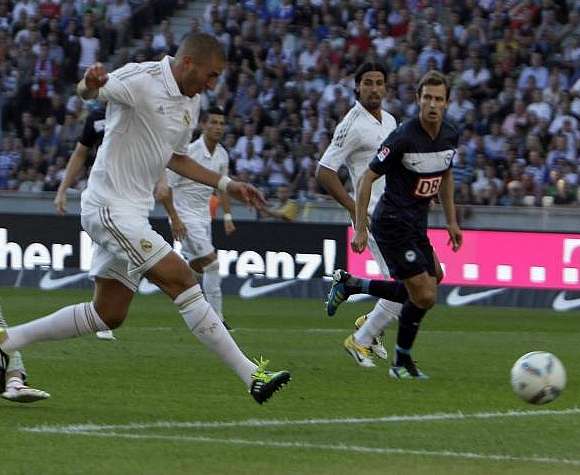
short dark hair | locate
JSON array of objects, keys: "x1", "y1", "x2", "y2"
[
  {"x1": 416, "y1": 71, "x2": 451, "y2": 100},
  {"x1": 201, "y1": 106, "x2": 225, "y2": 123},
  {"x1": 176, "y1": 33, "x2": 225, "y2": 62},
  {"x1": 207, "y1": 106, "x2": 225, "y2": 116},
  {"x1": 354, "y1": 62, "x2": 388, "y2": 86}
]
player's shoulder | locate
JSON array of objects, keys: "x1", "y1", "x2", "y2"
[
  {"x1": 110, "y1": 61, "x2": 163, "y2": 84},
  {"x1": 216, "y1": 142, "x2": 229, "y2": 158},
  {"x1": 187, "y1": 136, "x2": 203, "y2": 154},
  {"x1": 336, "y1": 103, "x2": 365, "y2": 131},
  {"x1": 381, "y1": 110, "x2": 397, "y2": 129},
  {"x1": 440, "y1": 119, "x2": 460, "y2": 141},
  {"x1": 386, "y1": 117, "x2": 417, "y2": 143}
]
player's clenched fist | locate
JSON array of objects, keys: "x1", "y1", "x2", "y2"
[{"x1": 84, "y1": 62, "x2": 108, "y2": 90}]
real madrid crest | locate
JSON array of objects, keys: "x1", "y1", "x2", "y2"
[{"x1": 140, "y1": 239, "x2": 153, "y2": 252}]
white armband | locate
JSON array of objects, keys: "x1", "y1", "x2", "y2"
[
  {"x1": 217, "y1": 175, "x2": 232, "y2": 193},
  {"x1": 223, "y1": 213, "x2": 233, "y2": 221}
]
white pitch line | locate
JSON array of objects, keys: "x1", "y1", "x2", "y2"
[
  {"x1": 22, "y1": 430, "x2": 580, "y2": 467},
  {"x1": 22, "y1": 407, "x2": 580, "y2": 434}
]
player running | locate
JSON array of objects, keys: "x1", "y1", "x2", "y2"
[
  {"x1": 328, "y1": 71, "x2": 462, "y2": 379},
  {"x1": 317, "y1": 62, "x2": 399, "y2": 368},
  {"x1": 159, "y1": 106, "x2": 235, "y2": 329},
  {"x1": 0, "y1": 33, "x2": 290, "y2": 404}
]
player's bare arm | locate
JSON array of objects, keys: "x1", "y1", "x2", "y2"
[
  {"x1": 167, "y1": 153, "x2": 266, "y2": 209},
  {"x1": 439, "y1": 168, "x2": 462, "y2": 252},
  {"x1": 155, "y1": 175, "x2": 187, "y2": 241},
  {"x1": 315, "y1": 164, "x2": 356, "y2": 223},
  {"x1": 77, "y1": 62, "x2": 108, "y2": 100},
  {"x1": 54, "y1": 143, "x2": 90, "y2": 215},
  {"x1": 351, "y1": 168, "x2": 380, "y2": 253}
]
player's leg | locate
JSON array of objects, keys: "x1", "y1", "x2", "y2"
[
  {"x1": 0, "y1": 304, "x2": 50, "y2": 403},
  {"x1": 146, "y1": 251, "x2": 290, "y2": 404},
  {"x1": 389, "y1": 238, "x2": 439, "y2": 379},
  {"x1": 326, "y1": 269, "x2": 408, "y2": 316},
  {"x1": 0, "y1": 277, "x2": 131, "y2": 355},
  {"x1": 183, "y1": 220, "x2": 231, "y2": 329},
  {"x1": 351, "y1": 236, "x2": 400, "y2": 360},
  {"x1": 0, "y1": 207, "x2": 144, "y2": 355},
  {"x1": 190, "y1": 253, "x2": 230, "y2": 330},
  {"x1": 389, "y1": 271, "x2": 436, "y2": 380}
]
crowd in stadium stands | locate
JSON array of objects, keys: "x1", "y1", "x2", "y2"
[{"x1": 0, "y1": 0, "x2": 579, "y2": 209}]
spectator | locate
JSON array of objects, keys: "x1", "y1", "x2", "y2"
[
  {"x1": 106, "y1": 0, "x2": 131, "y2": 54},
  {"x1": 517, "y1": 52, "x2": 549, "y2": 91},
  {"x1": 78, "y1": 25, "x2": 100, "y2": 78}
]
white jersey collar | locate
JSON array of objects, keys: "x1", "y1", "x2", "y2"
[
  {"x1": 199, "y1": 136, "x2": 218, "y2": 159},
  {"x1": 355, "y1": 100, "x2": 387, "y2": 125},
  {"x1": 161, "y1": 56, "x2": 184, "y2": 97}
]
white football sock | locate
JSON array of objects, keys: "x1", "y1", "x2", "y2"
[
  {"x1": 175, "y1": 285, "x2": 256, "y2": 386},
  {"x1": 6, "y1": 351, "x2": 25, "y2": 374},
  {"x1": 202, "y1": 260, "x2": 223, "y2": 318},
  {"x1": 0, "y1": 303, "x2": 109, "y2": 353},
  {"x1": 5, "y1": 376, "x2": 24, "y2": 389},
  {"x1": 355, "y1": 299, "x2": 401, "y2": 347},
  {"x1": 0, "y1": 303, "x2": 26, "y2": 375}
]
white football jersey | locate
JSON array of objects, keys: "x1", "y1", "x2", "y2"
[
  {"x1": 82, "y1": 56, "x2": 201, "y2": 214},
  {"x1": 168, "y1": 136, "x2": 229, "y2": 222},
  {"x1": 319, "y1": 101, "x2": 397, "y2": 213}
]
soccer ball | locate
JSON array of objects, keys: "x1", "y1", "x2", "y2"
[{"x1": 511, "y1": 352, "x2": 566, "y2": 405}]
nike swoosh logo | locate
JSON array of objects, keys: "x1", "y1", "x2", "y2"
[
  {"x1": 446, "y1": 287, "x2": 506, "y2": 306},
  {"x1": 552, "y1": 291, "x2": 580, "y2": 311},
  {"x1": 39, "y1": 271, "x2": 89, "y2": 290},
  {"x1": 239, "y1": 278, "x2": 299, "y2": 299}
]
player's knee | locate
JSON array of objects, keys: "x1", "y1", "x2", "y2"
[
  {"x1": 413, "y1": 290, "x2": 436, "y2": 309},
  {"x1": 93, "y1": 304, "x2": 127, "y2": 329}
]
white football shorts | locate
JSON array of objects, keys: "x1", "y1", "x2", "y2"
[
  {"x1": 179, "y1": 217, "x2": 214, "y2": 261},
  {"x1": 81, "y1": 206, "x2": 173, "y2": 292}
]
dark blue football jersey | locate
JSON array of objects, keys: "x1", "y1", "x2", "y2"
[{"x1": 369, "y1": 117, "x2": 459, "y2": 230}]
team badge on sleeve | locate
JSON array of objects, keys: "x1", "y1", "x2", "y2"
[{"x1": 377, "y1": 145, "x2": 390, "y2": 162}]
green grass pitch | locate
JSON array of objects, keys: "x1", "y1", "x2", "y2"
[{"x1": 0, "y1": 288, "x2": 579, "y2": 475}]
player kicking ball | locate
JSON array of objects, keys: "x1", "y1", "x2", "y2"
[
  {"x1": 327, "y1": 71, "x2": 463, "y2": 379},
  {"x1": 0, "y1": 33, "x2": 290, "y2": 404}
]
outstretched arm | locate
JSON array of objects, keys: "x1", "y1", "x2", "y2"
[{"x1": 167, "y1": 153, "x2": 266, "y2": 209}]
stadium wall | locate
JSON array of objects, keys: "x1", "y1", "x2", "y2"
[{"x1": 1, "y1": 214, "x2": 579, "y2": 312}]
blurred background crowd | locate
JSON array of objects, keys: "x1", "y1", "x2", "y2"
[{"x1": 0, "y1": 0, "x2": 579, "y2": 209}]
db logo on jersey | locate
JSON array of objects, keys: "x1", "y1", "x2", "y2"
[
  {"x1": 377, "y1": 145, "x2": 390, "y2": 162},
  {"x1": 414, "y1": 176, "x2": 442, "y2": 197}
]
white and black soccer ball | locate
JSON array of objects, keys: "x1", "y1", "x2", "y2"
[{"x1": 511, "y1": 352, "x2": 566, "y2": 405}]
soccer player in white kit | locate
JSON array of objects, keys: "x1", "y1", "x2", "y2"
[
  {"x1": 316, "y1": 62, "x2": 400, "y2": 368},
  {"x1": 163, "y1": 106, "x2": 235, "y2": 329},
  {"x1": 0, "y1": 34, "x2": 291, "y2": 404}
]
